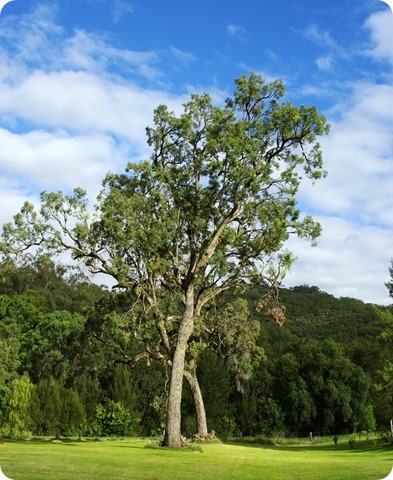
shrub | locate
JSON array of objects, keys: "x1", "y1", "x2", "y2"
[
  {"x1": 92, "y1": 400, "x2": 135, "y2": 437},
  {"x1": 216, "y1": 416, "x2": 236, "y2": 441}
]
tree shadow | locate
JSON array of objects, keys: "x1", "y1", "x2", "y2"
[{"x1": 225, "y1": 439, "x2": 393, "y2": 454}]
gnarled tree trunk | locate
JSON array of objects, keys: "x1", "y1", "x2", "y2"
[{"x1": 163, "y1": 290, "x2": 195, "y2": 447}]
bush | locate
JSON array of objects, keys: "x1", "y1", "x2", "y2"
[
  {"x1": 91, "y1": 401, "x2": 136, "y2": 437},
  {"x1": 216, "y1": 416, "x2": 236, "y2": 441}
]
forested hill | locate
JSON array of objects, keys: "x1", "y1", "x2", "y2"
[
  {"x1": 245, "y1": 284, "x2": 388, "y2": 344},
  {"x1": 1, "y1": 259, "x2": 393, "y2": 439}
]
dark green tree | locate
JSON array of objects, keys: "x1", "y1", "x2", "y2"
[
  {"x1": 30, "y1": 377, "x2": 62, "y2": 436},
  {"x1": 374, "y1": 308, "x2": 393, "y2": 425},
  {"x1": 195, "y1": 350, "x2": 232, "y2": 431},
  {"x1": 299, "y1": 339, "x2": 371, "y2": 434},
  {"x1": 59, "y1": 388, "x2": 86, "y2": 437},
  {"x1": 273, "y1": 352, "x2": 316, "y2": 433},
  {"x1": 0, "y1": 73, "x2": 329, "y2": 447},
  {"x1": 255, "y1": 397, "x2": 285, "y2": 435}
]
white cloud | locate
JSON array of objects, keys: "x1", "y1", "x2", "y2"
[
  {"x1": 297, "y1": 80, "x2": 393, "y2": 220},
  {"x1": 0, "y1": 70, "x2": 185, "y2": 144},
  {"x1": 169, "y1": 46, "x2": 197, "y2": 66},
  {"x1": 81, "y1": 0, "x2": 134, "y2": 23},
  {"x1": 0, "y1": 7, "x2": 190, "y2": 144},
  {"x1": 301, "y1": 24, "x2": 349, "y2": 60},
  {"x1": 227, "y1": 24, "x2": 247, "y2": 41},
  {"x1": 316, "y1": 55, "x2": 333, "y2": 71},
  {"x1": 364, "y1": 10, "x2": 393, "y2": 66},
  {"x1": 62, "y1": 29, "x2": 159, "y2": 75},
  {"x1": 285, "y1": 215, "x2": 392, "y2": 305},
  {"x1": 112, "y1": 0, "x2": 134, "y2": 23},
  {"x1": 0, "y1": 128, "x2": 129, "y2": 191},
  {"x1": 0, "y1": 4, "x2": 63, "y2": 65}
]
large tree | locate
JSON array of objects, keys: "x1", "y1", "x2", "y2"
[{"x1": 1, "y1": 73, "x2": 329, "y2": 447}]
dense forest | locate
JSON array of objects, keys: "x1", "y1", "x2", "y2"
[{"x1": 1, "y1": 256, "x2": 392, "y2": 440}]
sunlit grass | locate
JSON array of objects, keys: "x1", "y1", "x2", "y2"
[{"x1": 0, "y1": 437, "x2": 392, "y2": 480}]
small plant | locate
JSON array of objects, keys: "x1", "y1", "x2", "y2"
[
  {"x1": 333, "y1": 435, "x2": 338, "y2": 446},
  {"x1": 348, "y1": 435, "x2": 356, "y2": 449}
]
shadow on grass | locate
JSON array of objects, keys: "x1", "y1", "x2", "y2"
[
  {"x1": 225, "y1": 439, "x2": 393, "y2": 454},
  {"x1": 0, "y1": 437, "x2": 101, "y2": 445}
]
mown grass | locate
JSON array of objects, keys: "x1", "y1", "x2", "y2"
[{"x1": 0, "y1": 436, "x2": 392, "y2": 480}]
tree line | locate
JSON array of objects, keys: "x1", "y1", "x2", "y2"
[{"x1": 1, "y1": 257, "x2": 392, "y2": 440}]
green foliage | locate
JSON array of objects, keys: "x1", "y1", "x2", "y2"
[
  {"x1": 270, "y1": 338, "x2": 373, "y2": 435},
  {"x1": 215, "y1": 415, "x2": 237, "y2": 440},
  {"x1": 30, "y1": 377, "x2": 87, "y2": 437},
  {"x1": 203, "y1": 298, "x2": 265, "y2": 392},
  {"x1": 107, "y1": 365, "x2": 138, "y2": 411},
  {"x1": 92, "y1": 400, "x2": 136, "y2": 437},
  {"x1": 0, "y1": 296, "x2": 22, "y2": 416},
  {"x1": 355, "y1": 405, "x2": 376, "y2": 437},
  {"x1": 30, "y1": 377, "x2": 62, "y2": 436},
  {"x1": 74, "y1": 375, "x2": 102, "y2": 428},
  {"x1": 269, "y1": 285, "x2": 384, "y2": 343},
  {"x1": 0, "y1": 254, "x2": 388, "y2": 439},
  {"x1": 273, "y1": 352, "x2": 316, "y2": 433},
  {"x1": 236, "y1": 387, "x2": 258, "y2": 436},
  {"x1": 255, "y1": 397, "x2": 285, "y2": 436},
  {"x1": 0, "y1": 256, "x2": 105, "y2": 313},
  {"x1": 197, "y1": 350, "x2": 232, "y2": 422},
  {"x1": 59, "y1": 388, "x2": 86, "y2": 437},
  {"x1": 8, "y1": 375, "x2": 34, "y2": 436}
]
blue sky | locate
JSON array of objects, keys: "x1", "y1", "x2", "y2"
[{"x1": 0, "y1": 0, "x2": 392, "y2": 304}]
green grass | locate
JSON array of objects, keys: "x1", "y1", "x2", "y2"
[{"x1": 0, "y1": 437, "x2": 392, "y2": 480}]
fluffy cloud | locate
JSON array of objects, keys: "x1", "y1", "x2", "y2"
[
  {"x1": 0, "y1": 70, "x2": 185, "y2": 142},
  {"x1": 364, "y1": 10, "x2": 393, "y2": 66},
  {"x1": 0, "y1": 4, "x2": 189, "y2": 226}
]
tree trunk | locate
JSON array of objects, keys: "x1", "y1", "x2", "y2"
[
  {"x1": 184, "y1": 370, "x2": 208, "y2": 437},
  {"x1": 163, "y1": 290, "x2": 195, "y2": 447}
]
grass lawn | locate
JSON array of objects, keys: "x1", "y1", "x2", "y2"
[{"x1": 0, "y1": 437, "x2": 392, "y2": 480}]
